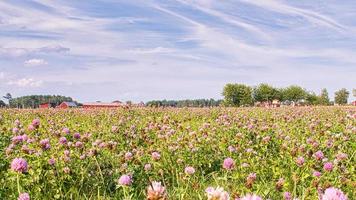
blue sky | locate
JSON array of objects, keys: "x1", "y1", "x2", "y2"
[{"x1": 0, "y1": 0, "x2": 355, "y2": 102}]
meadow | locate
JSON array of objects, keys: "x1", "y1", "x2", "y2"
[{"x1": 0, "y1": 107, "x2": 355, "y2": 200}]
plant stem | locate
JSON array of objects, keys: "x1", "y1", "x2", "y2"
[
  {"x1": 123, "y1": 187, "x2": 128, "y2": 199},
  {"x1": 16, "y1": 173, "x2": 21, "y2": 195},
  {"x1": 94, "y1": 156, "x2": 105, "y2": 185}
]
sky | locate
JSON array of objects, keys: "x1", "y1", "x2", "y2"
[{"x1": 0, "y1": 0, "x2": 355, "y2": 103}]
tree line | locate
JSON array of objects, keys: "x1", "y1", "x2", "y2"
[
  {"x1": 223, "y1": 83, "x2": 354, "y2": 107},
  {"x1": 1, "y1": 87, "x2": 355, "y2": 108},
  {"x1": 1, "y1": 93, "x2": 78, "y2": 108}
]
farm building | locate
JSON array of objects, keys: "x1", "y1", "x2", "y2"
[
  {"x1": 39, "y1": 102, "x2": 56, "y2": 109},
  {"x1": 82, "y1": 102, "x2": 123, "y2": 109},
  {"x1": 56, "y1": 102, "x2": 78, "y2": 109},
  {"x1": 39, "y1": 103, "x2": 51, "y2": 109},
  {"x1": 352, "y1": 101, "x2": 356, "y2": 106}
]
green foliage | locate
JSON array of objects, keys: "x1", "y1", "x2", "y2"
[
  {"x1": 318, "y1": 88, "x2": 330, "y2": 105},
  {"x1": 0, "y1": 100, "x2": 6, "y2": 107},
  {"x1": 306, "y1": 89, "x2": 331, "y2": 106},
  {"x1": 305, "y1": 92, "x2": 319, "y2": 105},
  {"x1": 3, "y1": 93, "x2": 12, "y2": 101},
  {"x1": 334, "y1": 88, "x2": 349, "y2": 105},
  {"x1": 280, "y1": 85, "x2": 307, "y2": 102},
  {"x1": 2, "y1": 93, "x2": 12, "y2": 106},
  {"x1": 222, "y1": 83, "x2": 253, "y2": 107},
  {"x1": 223, "y1": 83, "x2": 312, "y2": 106},
  {"x1": 253, "y1": 83, "x2": 281, "y2": 102},
  {"x1": 8, "y1": 95, "x2": 77, "y2": 108}
]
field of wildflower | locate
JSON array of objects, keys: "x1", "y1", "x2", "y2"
[{"x1": 0, "y1": 107, "x2": 355, "y2": 200}]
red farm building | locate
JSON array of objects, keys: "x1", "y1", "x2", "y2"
[
  {"x1": 39, "y1": 103, "x2": 51, "y2": 109},
  {"x1": 39, "y1": 102, "x2": 56, "y2": 109},
  {"x1": 352, "y1": 101, "x2": 356, "y2": 106},
  {"x1": 56, "y1": 102, "x2": 78, "y2": 109},
  {"x1": 82, "y1": 102, "x2": 123, "y2": 109}
]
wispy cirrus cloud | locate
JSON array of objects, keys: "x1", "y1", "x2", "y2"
[
  {"x1": 153, "y1": 4, "x2": 356, "y2": 66},
  {"x1": 0, "y1": 0, "x2": 355, "y2": 102},
  {"x1": 174, "y1": 0, "x2": 271, "y2": 40},
  {"x1": 238, "y1": 0, "x2": 346, "y2": 31}
]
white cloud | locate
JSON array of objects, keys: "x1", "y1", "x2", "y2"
[
  {"x1": 239, "y1": 0, "x2": 346, "y2": 31},
  {"x1": 7, "y1": 78, "x2": 43, "y2": 87},
  {"x1": 129, "y1": 47, "x2": 175, "y2": 54},
  {"x1": 24, "y1": 58, "x2": 48, "y2": 66}
]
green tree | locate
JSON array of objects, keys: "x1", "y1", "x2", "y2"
[
  {"x1": 281, "y1": 85, "x2": 307, "y2": 102},
  {"x1": 318, "y1": 88, "x2": 330, "y2": 105},
  {"x1": 0, "y1": 100, "x2": 6, "y2": 107},
  {"x1": 3, "y1": 93, "x2": 12, "y2": 103},
  {"x1": 253, "y1": 83, "x2": 280, "y2": 102},
  {"x1": 306, "y1": 92, "x2": 319, "y2": 105},
  {"x1": 334, "y1": 88, "x2": 349, "y2": 105},
  {"x1": 222, "y1": 83, "x2": 253, "y2": 107},
  {"x1": 353, "y1": 89, "x2": 356, "y2": 97}
]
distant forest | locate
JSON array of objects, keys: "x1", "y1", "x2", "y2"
[{"x1": 2, "y1": 94, "x2": 79, "y2": 108}]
